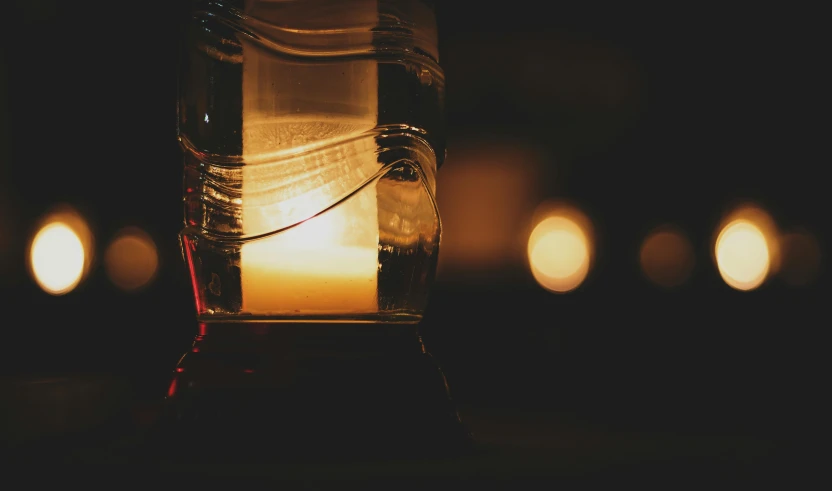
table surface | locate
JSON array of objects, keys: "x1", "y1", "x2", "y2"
[{"x1": 1, "y1": 374, "x2": 812, "y2": 485}]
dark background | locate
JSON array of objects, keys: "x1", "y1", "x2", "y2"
[{"x1": 0, "y1": 0, "x2": 827, "y2": 476}]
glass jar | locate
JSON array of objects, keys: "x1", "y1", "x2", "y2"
[
  {"x1": 162, "y1": 0, "x2": 469, "y2": 460},
  {"x1": 178, "y1": 0, "x2": 444, "y2": 323}
]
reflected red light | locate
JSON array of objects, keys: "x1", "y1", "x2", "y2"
[
  {"x1": 183, "y1": 236, "x2": 203, "y2": 313},
  {"x1": 167, "y1": 378, "x2": 177, "y2": 398},
  {"x1": 243, "y1": 369, "x2": 255, "y2": 374}
]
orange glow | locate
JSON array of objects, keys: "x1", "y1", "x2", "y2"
[
  {"x1": 527, "y1": 204, "x2": 593, "y2": 293},
  {"x1": 778, "y1": 230, "x2": 822, "y2": 287},
  {"x1": 28, "y1": 207, "x2": 94, "y2": 295},
  {"x1": 640, "y1": 225, "x2": 695, "y2": 288},
  {"x1": 713, "y1": 204, "x2": 779, "y2": 291},
  {"x1": 104, "y1": 227, "x2": 159, "y2": 292},
  {"x1": 435, "y1": 139, "x2": 546, "y2": 279}
]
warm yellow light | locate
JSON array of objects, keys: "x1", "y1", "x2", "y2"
[
  {"x1": 104, "y1": 227, "x2": 159, "y2": 292},
  {"x1": 715, "y1": 219, "x2": 770, "y2": 291},
  {"x1": 240, "y1": 193, "x2": 380, "y2": 314},
  {"x1": 639, "y1": 226, "x2": 695, "y2": 288},
  {"x1": 29, "y1": 222, "x2": 85, "y2": 295},
  {"x1": 238, "y1": 31, "x2": 380, "y2": 316},
  {"x1": 527, "y1": 213, "x2": 591, "y2": 293}
]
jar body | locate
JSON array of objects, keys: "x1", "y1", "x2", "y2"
[{"x1": 178, "y1": 0, "x2": 445, "y2": 323}]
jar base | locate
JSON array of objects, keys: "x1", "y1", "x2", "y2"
[{"x1": 150, "y1": 322, "x2": 472, "y2": 463}]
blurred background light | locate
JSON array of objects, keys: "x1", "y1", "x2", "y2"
[
  {"x1": 104, "y1": 227, "x2": 159, "y2": 292},
  {"x1": 715, "y1": 220, "x2": 770, "y2": 291},
  {"x1": 526, "y1": 203, "x2": 593, "y2": 293},
  {"x1": 435, "y1": 137, "x2": 547, "y2": 282},
  {"x1": 28, "y1": 207, "x2": 94, "y2": 295},
  {"x1": 778, "y1": 229, "x2": 822, "y2": 287},
  {"x1": 30, "y1": 223, "x2": 84, "y2": 295},
  {"x1": 639, "y1": 225, "x2": 695, "y2": 288},
  {"x1": 713, "y1": 204, "x2": 779, "y2": 291}
]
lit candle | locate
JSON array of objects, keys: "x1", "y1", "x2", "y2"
[
  {"x1": 239, "y1": 9, "x2": 380, "y2": 315},
  {"x1": 240, "y1": 194, "x2": 380, "y2": 314}
]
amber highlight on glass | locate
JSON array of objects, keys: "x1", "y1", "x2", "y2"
[{"x1": 160, "y1": 0, "x2": 469, "y2": 459}]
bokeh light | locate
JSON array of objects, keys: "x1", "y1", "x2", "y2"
[
  {"x1": 715, "y1": 220, "x2": 770, "y2": 291},
  {"x1": 778, "y1": 230, "x2": 822, "y2": 287},
  {"x1": 527, "y1": 204, "x2": 593, "y2": 293},
  {"x1": 639, "y1": 225, "x2": 695, "y2": 288},
  {"x1": 104, "y1": 227, "x2": 159, "y2": 292},
  {"x1": 30, "y1": 223, "x2": 85, "y2": 295},
  {"x1": 713, "y1": 204, "x2": 779, "y2": 291},
  {"x1": 27, "y1": 207, "x2": 94, "y2": 295},
  {"x1": 436, "y1": 138, "x2": 547, "y2": 281}
]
